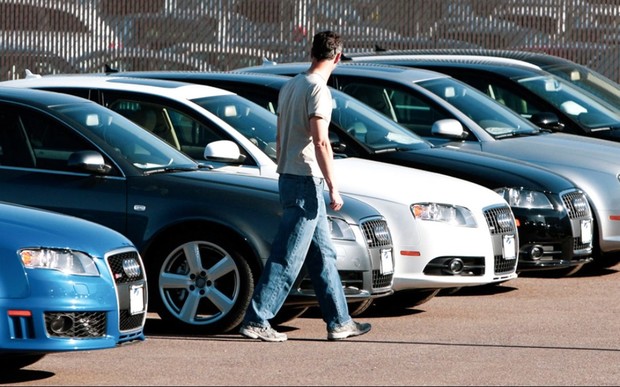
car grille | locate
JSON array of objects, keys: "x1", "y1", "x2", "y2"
[
  {"x1": 561, "y1": 190, "x2": 591, "y2": 219},
  {"x1": 372, "y1": 270, "x2": 393, "y2": 288},
  {"x1": 484, "y1": 205, "x2": 518, "y2": 275},
  {"x1": 106, "y1": 249, "x2": 147, "y2": 332},
  {"x1": 7, "y1": 314, "x2": 35, "y2": 339},
  {"x1": 44, "y1": 312, "x2": 106, "y2": 338},
  {"x1": 484, "y1": 205, "x2": 516, "y2": 235},
  {"x1": 361, "y1": 218, "x2": 394, "y2": 291},
  {"x1": 361, "y1": 218, "x2": 392, "y2": 248}
]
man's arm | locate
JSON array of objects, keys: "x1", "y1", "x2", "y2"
[{"x1": 310, "y1": 115, "x2": 343, "y2": 211}]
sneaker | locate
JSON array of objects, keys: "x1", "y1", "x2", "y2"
[
  {"x1": 239, "y1": 324, "x2": 287, "y2": 342},
  {"x1": 327, "y1": 320, "x2": 371, "y2": 341}
]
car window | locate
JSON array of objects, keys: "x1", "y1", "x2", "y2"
[
  {"x1": 104, "y1": 96, "x2": 250, "y2": 163},
  {"x1": 193, "y1": 94, "x2": 278, "y2": 160},
  {"x1": 0, "y1": 103, "x2": 117, "y2": 174},
  {"x1": 454, "y1": 75, "x2": 541, "y2": 118},
  {"x1": 338, "y1": 80, "x2": 451, "y2": 138}
]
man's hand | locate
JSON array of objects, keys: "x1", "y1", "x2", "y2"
[{"x1": 329, "y1": 189, "x2": 343, "y2": 211}]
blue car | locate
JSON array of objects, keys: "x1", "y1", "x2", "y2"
[{"x1": 0, "y1": 201, "x2": 147, "y2": 370}]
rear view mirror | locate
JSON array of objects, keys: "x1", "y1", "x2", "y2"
[
  {"x1": 530, "y1": 112, "x2": 564, "y2": 132},
  {"x1": 68, "y1": 150, "x2": 112, "y2": 174},
  {"x1": 204, "y1": 140, "x2": 247, "y2": 163},
  {"x1": 431, "y1": 119, "x2": 468, "y2": 139}
]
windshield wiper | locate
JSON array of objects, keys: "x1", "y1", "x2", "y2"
[{"x1": 143, "y1": 165, "x2": 203, "y2": 175}]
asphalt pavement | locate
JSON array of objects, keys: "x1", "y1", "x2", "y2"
[{"x1": 4, "y1": 261, "x2": 620, "y2": 386}]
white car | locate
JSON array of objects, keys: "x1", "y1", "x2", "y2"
[{"x1": 2, "y1": 74, "x2": 519, "y2": 306}]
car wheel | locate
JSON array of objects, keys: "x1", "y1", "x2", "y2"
[
  {"x1": 348, "y1": 299, "x2": 373, "y2": 316},
  {"x1": 3, "y1": 354, "x2": 46, "y2": 370},
  {"x1": 150, "y1": 232, "x2": 254, "y2": 334}
]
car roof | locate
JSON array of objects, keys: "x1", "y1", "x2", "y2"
[
  {"x1": 1, "y1": 74, "x2": 236, "y2": 100},
  {"x1": 114, "y1": 70, "x2": 291, "y2": 89},
  {"x1": 344, "y1": 48, "x2": 576, "y2": 69},
  {"x1": 342, "y1": 54, "x2": 552, "y2": 78},
  {"x1": 242, "y1": 61, "x2": 450, "y2": 84},
  {"x1": 0, "y1": 85, "x2": 93, "y2": 107}
]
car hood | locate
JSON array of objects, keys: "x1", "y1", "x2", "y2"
[
  {"x1": 392, "y1": 147, "x2": 578, "y2": 193},
  {"x1": 478, "y1": 133, "x2": 620, "y2": 176},
  {"x1": 333, "y1": 157, "x2": 506, "y2": 208},
  {"x1": 0, "y1": 202, "x2": 133, "y2": 254},
  {"x1": 162, "y1": 169, "x2": 382, "y2": 224}
]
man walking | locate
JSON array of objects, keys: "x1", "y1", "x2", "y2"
[{"x1": 239, "y1": 30, "x2": 371, "y2": 342}]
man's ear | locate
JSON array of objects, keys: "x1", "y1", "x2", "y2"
[{"x1": 334, "y1": 52, "x2": 342, "y2": 64}]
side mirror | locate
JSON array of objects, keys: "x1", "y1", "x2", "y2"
[
  {"x1": 204, "y1": 140, "x2": 247, "y2": 163},
  {"x1": 68, "y1": 150, "x2": 112, "y2": 174},
  {"x1": 431, "y1": 119, "x2": 468, "y2": 139},
  {"x1": 329, "y1": 131, "x2": 347, "y2": 153},
  {"x1": 530, "y1": 112, "x2": 564, "y2": 131}
]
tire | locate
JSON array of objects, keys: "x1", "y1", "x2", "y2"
[
  {"x1": 149, "y1": 231, "x2": 254, "y2": 334},
  {"x1": 270, "y1": 306, "x2": 309, "y2": 326},
  {"x1": 3, "y1": 354, "x2": 46, "y2": 370},
  {"x1": 348, "y1": 299, "x2": 373, "y2": 316}
]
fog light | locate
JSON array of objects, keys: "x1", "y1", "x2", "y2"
[
  {"x1": 49, "y1": 314, "x2": 74, "y2": 334},
  {"x1": 447, "y1": 258, "x2": 464, "y2": 274},
  {"x1": 529, "y1": 245, "x2": 544, "y2": 260}
]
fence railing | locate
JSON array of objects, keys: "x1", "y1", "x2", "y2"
[{"x1": 2, "y1": 0, "x2": 619, "y2": 82}]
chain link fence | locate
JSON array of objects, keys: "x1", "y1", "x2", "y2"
[{"x1": 2, "y1": 0, "x2": 619, "y2": 82}]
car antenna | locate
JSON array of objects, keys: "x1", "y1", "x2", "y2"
[
  {"x1": 24, "y1": 69, "x2": 41, "y2": 79},
  {"x1": 104, "y1": 64, "x2": 119, "y2": 74},
  {"x1": 262, "y1": 57, "x2": 277, "y2": 66}
]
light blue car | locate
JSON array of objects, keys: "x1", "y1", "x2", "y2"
[{"x1": 0, "y1": 201, "x2": 147, "y2": 370}]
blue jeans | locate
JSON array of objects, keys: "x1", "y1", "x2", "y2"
[{"x1": 242, "y1": 174, "x2": 352, "y2": 331}]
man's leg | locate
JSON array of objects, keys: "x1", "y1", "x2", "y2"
[{"x1": 241, "y1": 175, "x2": 319, "y2": 339}]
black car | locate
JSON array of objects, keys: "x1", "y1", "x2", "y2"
[
  {"x1": 343, "y1": 53, "x2": 620, "y2": 143},
  {"x1": 111, "y1": 70, "x2": 594, "y2": 274},
  {"x1": 0, "y1": 86, "x2": 394, "y2": 333}
]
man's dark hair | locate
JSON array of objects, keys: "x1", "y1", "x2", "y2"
[{"x1": 311, "y1": 30, "x2": 342, "y2": 61}]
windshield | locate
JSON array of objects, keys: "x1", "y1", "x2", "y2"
[
  {"x1": 51, "y1": 102, "x2": 197, "y2": 171},
  {"x1": 330, "y1": 89, "x2": 429, "y2": 151},
  {"x1": 545, "y1": 65, "x2": 620, "y2": 111},
  {"x1": 419, "y1": 77, "x2": 541, "y2": 138},
  {"x1": 193, "y1": 94, "x2": 278, "y2": 159},
  {"x1": 517, "y1": 74, "x2": 620, "y2": 130}
]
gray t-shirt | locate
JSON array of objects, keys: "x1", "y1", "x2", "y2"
[{"x1": 276, "y1": 72, "x2": 332, "y2": 177}]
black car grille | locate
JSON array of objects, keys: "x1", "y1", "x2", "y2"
[
  {"x1": 561, "y1": 191, "x2": 591, "y2": 219},
  {"x1": 361, "y1": 218, "x2": 392, "y2": 248},
  {"x1": 44, "y1": 312, "x2": 106, "y2": 338},
  {"x1": 494, "y1": 255, "x2": 518, "y2": 275},
  {"x1": 372, "y1": 270, "x2": 393, "y2": 288},
  {"x1": 106, "y1": 250, "x2": 146, "y2": 332},
  {"x1": 573, "y1": 238, "x2": 591, "y2": 252},
  {"x1": 107, "y1": 251, "x2": 146, "y2": 283}
]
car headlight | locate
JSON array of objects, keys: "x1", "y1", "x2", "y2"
[
  {"x1": 494, "y1": 187, "x2": 554, "y2": 209},
  {"x1": 328, "y1": 217, "x2": 356, "y2": 240},
  {"x1": 20, "y1": 248, "x2": 100, "y2": 276},
  {"x1": 411, "y1": 203, "x2": 477, "y2": 227}
]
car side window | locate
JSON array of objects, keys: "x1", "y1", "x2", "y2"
[
  {"x1": 457, "y1": 76, "x2": 541, "y2": 119},
  {"x1": 0, "y1": 104, "x2": 105, "y2": 172},
  {"x1": 339, "y1": 81, "x2": 450, "y2": 138},
  {"x1": 106, "y1": 99, "x2": 226, "y2": 160}
]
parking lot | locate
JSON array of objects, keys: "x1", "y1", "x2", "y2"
[{"x1": 3, "y1": 261, "x2": 620, "y2": 386}]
